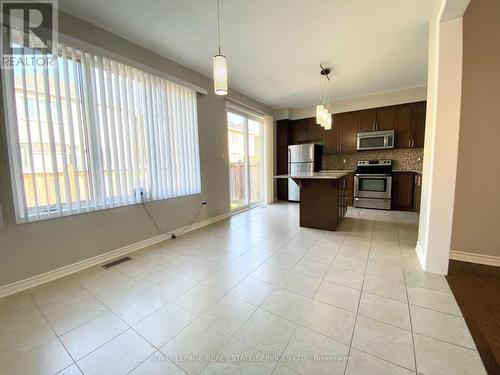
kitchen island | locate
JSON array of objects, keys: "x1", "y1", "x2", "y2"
[{"x1": 274, "y1": 172, "x2": 349, "y2": 231}]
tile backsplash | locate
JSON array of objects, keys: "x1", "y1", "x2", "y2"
[{"x1": 322, "y1": 148, "x2": 424, "y2": 172}]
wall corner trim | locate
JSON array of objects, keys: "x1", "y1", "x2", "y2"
[
  {"x1": 0, "y1": 212, "x2": 230, "y2": 298},
  {"x1": 449, "y1": 250, "x2": 500, "y2": 267},
  {"x1": 415, "y1": 241, "x2": 426, "y2": 270}
]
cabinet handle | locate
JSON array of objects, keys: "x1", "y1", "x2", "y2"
[
  {"x1": 412, "y1": 139, "x2": 414, "y2": 147},
  {"x1": 408, "y1": 139, "x2": 411, "y2": 147}
]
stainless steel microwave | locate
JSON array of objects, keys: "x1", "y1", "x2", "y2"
[{"x1": 357, "y1": 130, "x2": 395, "y2": 151}]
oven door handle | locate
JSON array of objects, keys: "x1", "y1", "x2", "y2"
[{"x1": 355, "y1": 174, "x2": 392, "y2": 177}]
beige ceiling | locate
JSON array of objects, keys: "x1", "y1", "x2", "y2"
[{"x1": 59, "y1": 0, "x2": 437, "y2": 109}]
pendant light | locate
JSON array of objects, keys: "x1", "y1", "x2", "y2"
[
  {"x1": 324, "y1": 112, "x2": 332, "y2": 130},
  {"x1": 316, "y1": 104, "x2": 324, "y2": 125},
  {"x1": 316, "y1": 65, "x2": 332, "y2": 127},
  {"x1": 316, "y1": 64, "x2": 332, "y2": 130},
  {"x1": 213, "y1": 0, "x2": 227, "y2": 95},
  {"x1": 316, "y1": 73, "x2": 324, "y2": 124}
]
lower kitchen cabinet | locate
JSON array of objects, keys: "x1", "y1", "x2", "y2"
[
  {"x1": 338, "y1": 176, "x2": 348, "y2": 219},
  {"x1": 277, "y1": 179, "x2": 288, "y2": 201},
  {"x1": 392, "y1": 172, "x2": 414, "y2": 211},
  {"x1": 346, "y1": 172, "x2": 354, "y2": 206},
  {"x1": 413, "y1": 173, "x2": 422, "y2": 212}
]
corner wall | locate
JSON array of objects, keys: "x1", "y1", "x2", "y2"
[
  {"x1": 451, "y1": 0, "x2": 500, "y2": 260},
  {"x1": 0, "y1": 12, "x2": 274, "y2": 287},
  {"x1": 417, "y1": 0, "x2": 464, "y2": 274}
]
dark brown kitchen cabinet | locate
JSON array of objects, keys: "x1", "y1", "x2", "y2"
[
  {"x1": 376, "y1": 106, "x2": 397, "y2": 130},
  {"x1": 358, "y1": 106, "x2": 396, "y2": 132},
  {"x1": 395, "y1": 103, "x2": 415, "y2": 148},
  {"x1": 305, "y1": 118, "x2": 324, "y2": 142},
  {"x1": 392, "y1": 172, "x2": 415, "y2": 211},
  {"x1": 395, "y1": 101, "x2": 426, "y2": 149},
  {"x1": 338, "y1": 176, "x2": 348, "y2": 219},
  {"x1": 288, "y1": 119, "x2": 306, "y2": 144},
  {"x1": 276, "y1": 120, "x2": 289, "y2": 201},
  {"x1": 414, "y1": 101, "x2": 426, "y2": 148},
  {"x1": 277, "y1": 119, "x2": 289, "y2": 147},
  {"x1": 358, "y1": 109, "x2": 377, "y2": 132},
  {"x1": 340, "y1": 111, "x2": 359, "y2": 154},
  {"x1": 277, "y1": 179, "x2": 288, "y2": 201},
  {"x1": 413, "y1": 173, "x2": 422, "y2": 212},
  {"x1": 346, "y1": 172, "x2": 354, "y2": 206},
  {"x1": 323, "y1": 114, "x2": 341, "y2": 153}
]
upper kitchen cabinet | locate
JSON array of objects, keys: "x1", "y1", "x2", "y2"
[
  {"x1": 277, "y1": 100, "x2": 426, "y2": 154},
  {"x1": 340, "y1": 111, "x2": 359, "y2": 153},
  {"x1": 288, "y1": 119, "x2": 307, "y2": 144},
  {"x1": 288, "y1": 117, "x2": 324, "y2": 143},
  {"x1": 323, "y1": 114, "x2": 341, "y2": 153},
  {"x1": 395, "y1": 101, "x2": 426, "y2": 148},
  {"x1": 358, "y1": 106, "x2": 396, "y2": 132},
  {"x1": 376, "y1": 106, "x2": 397, "y2": 130},
  {"x1": 277, "y1": 119, "x2": 289, "y2": 147},
  {"x1": 358, "y1": 109, "x2": 377, "y2": 132},
  {"x1": 395, "y1": 103, "x2": 415, "y2": 148},
  {"x1": 276, "y1": 119, "x2": 290, "y2": 201},
  {"x1": 305, "y1": 117, "x2": 324, "y2": 142},
  {"x1": 414, "y1": 101, "x2": 426, "y2": 148}
]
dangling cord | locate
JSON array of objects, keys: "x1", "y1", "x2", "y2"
[{"x1": 217, "y1": 0, "x2": 222, "y2": 55}]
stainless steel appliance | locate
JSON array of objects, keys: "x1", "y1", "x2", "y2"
[
  {"x1": 288, "y1": 143, "x2": 323, "y2": 201},
  {"x1": 354, "y1": 159, "x2": 392, "y2": 210},
  {"x1": 357, "y1": 130, "x2": 395, "y2": 151}
]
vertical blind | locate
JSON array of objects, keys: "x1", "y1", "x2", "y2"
[{"x1": 3, "y1": 43, "x2": 201, "y2": 223}]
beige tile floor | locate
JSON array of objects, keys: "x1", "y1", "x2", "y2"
[{"x1": 0, "y1": 203, "x2": 488, "y2": 375}]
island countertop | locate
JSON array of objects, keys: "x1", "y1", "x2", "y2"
[{"x1": 274, "y1": 172, "x2": 349, "y2": 179}]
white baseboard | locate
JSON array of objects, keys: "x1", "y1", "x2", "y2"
[
  {"x1": 0, "y1": 212, "x2": 230, "y2": 298},
  {"x1": 449, "y1": 250, "x2": 500, "y2": 267}
]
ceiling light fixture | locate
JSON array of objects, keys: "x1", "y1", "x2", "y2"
[
  {"x1": 316, "y1": 65, "x2": 332, "y2": 129},
  {"x1": 213, "y1": 0, "x2": 227, "y2": 95}
]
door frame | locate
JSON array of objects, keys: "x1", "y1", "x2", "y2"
[{"x1": 226, "y1": 104, "x2": 265, "y2": 214}]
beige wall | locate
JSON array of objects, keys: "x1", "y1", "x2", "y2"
[
  {"x1": 451, "y1": 0, "x2": 500, "y2": 258},
  {"x1": 0, "y1": 12, "x2": 274, "y2": 287}
]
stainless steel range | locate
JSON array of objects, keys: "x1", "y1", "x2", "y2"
[{"x1": 354, "y1": 160, "x2": 393, "y2": 210}]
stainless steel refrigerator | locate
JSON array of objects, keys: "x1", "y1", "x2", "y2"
[{"x1": 288, "y1": 143, "x2": 323, "y2": 201}]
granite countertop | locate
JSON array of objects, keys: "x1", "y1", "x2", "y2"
[
  {"x1": 274, "y1": 172, "x2": 349, "y2": 179},
  {"x1": 320, "y1": 169, "x2": 355, "y2": 173},
  {"x1": 393, "y1": 169, "x2": 423, "y2": 174}
]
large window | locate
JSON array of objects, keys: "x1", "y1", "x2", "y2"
[{"x1": 2, "y1": 44, "x2": 201, "y2": 223}]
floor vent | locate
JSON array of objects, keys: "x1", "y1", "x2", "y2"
[{"x1": 102, "y1": 256, "x2": 132, "y2": 269}]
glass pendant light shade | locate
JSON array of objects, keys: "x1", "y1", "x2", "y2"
[
  {"x1": 213, "y1": 54, "x2": 228, "y2": 95},
  {"x1": 316, "y1": 105, "x2": 324, "y2": 124},
  {"x1": 324, "y1": 114, "x2": 332, "y2": 130},
  {"x1": 322, "y1": 108, "x2": 329, "y2": 125}
]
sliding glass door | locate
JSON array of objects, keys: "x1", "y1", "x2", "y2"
[{"x1": 227, "y1": 109, "x2": 264, "y2": 211}]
